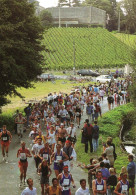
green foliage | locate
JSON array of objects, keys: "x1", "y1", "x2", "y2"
[
  {"x1": 39, "y1": 10, "x2": 53, "y2": 28},
  {"x1": 121, "y1": 0, "x2": 136, "y2": 34},
  {"x1": 42, "y1": 27, "x2": 135, "y2": 70},
  {"x1": 0, "y1": 107, "x2": 24, "y2": 131},
  {"x1": 0, "y1": 0, "x2": 44, "y2": 109},
  {"x1": 83, "y1": 0, "x2": 118, "y2": 31},
  {"x1": 75, "y1": 103, "x2": 135, "y2": 174}
]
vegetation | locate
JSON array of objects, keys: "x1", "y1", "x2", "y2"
[
  {"x1": 83, "y1": 0, "x2": 118, "y2": 31},
  {"x1": 0, "y1": 0, "x2": 44, "y2": 110},
  {"x1": 39, "y1": 10, "x2": 53, "y2": 28},
  {"x1": 42, "y1": 27, "x2": 135, "y2": 70},
  {"x1": 75, "y1": 103, "x2": 135, "y2": 174},
  {"x1": 2, "y1": 80, "x2": 92, "y2": 111}
]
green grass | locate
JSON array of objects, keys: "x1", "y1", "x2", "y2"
[
  {"x1": 114, "y1": 33, "x2": 136, "y2": 50},
  {"x1": 2, "y1": 79, "x2": 92, "y2": 111},
  {"x1": 75, "y1": 103, "x2": 135, "y2": 175},
  {"x1": 42, "y1": 27, "x2": 135, "y2": 70}
]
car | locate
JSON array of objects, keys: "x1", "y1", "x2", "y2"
[
  {"x1": 37, "y1": 73, "x2": 55, "y2": 81},
  {"x1": 77, "y1": 69, "x2": 100, "y2": 77},
  {"x1": 96, "y1": 75, "x2": 116, "y2": 83}
]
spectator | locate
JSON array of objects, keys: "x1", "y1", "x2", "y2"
[
  {"x1": 107, "y1": 168, "x2": 117, "y2": 195},
  {"x1": 84, "y1": 119, "x2": 94, "y2": 153},
  {"x1": 127, "y1": 154, "x2": 135, "y2": 195},
  {"x1": 92, "y1": 121, "x2": 99, "y2": 152}
]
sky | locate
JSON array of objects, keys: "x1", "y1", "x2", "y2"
[{"x1": 38, "y1": 0, "x2": 121, "y2": 9}]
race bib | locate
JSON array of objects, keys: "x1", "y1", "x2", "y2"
[
  {"x1": 63, "y1": 179, "x2": 69, "y2": 185},
  {"x1": 20, "y1": 153, "x2": 26, "y2": 160},
  {"x1": 76, "y1": 112, "x2": 80, "y2": 116},
  {"x1": 2, "y1": 137, "x2": 7, "y2": 141},
  {"x1": 97, "y1": 185, "x2": 103, "y2": 191},
  {"x1": 122, "y1": 185, "x2": 128, "y2": 191},
  {"x1": 43, "y1": 154, "x2": 48, "y2": 160},
  {"x1": 56, "y1": 156, "x2": 62, "y2": 161}
]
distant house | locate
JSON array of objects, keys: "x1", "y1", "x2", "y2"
[{"x1": 46, "y1": 6, "x2": 106, "y2": 27}]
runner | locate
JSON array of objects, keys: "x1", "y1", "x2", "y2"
[
  {"x1": 75, "y1": 179, "x2": 90, "y2": 195},
  {"x1": 114, "y1": 168, "x2": 130, "y2": 195},
  {"x1": 52, "y1": 144, "x2": 69, "y2": 177},
  {"x1": 35, "y1": 130, "x2": 46, "y2": 144},
  {"x1": 31, "y1": 138, "x2": 44, "y2": 172},
  {"x1": 0, "y1": 125, "x2": 12, "y2": 162},
  {"x1": 66, "y1": 123, "x2": 77, "y2": 147},
  {"x1": 57, "y1": 123, "x2": 67, "y2": 147},
  {"x1": 46, "y1": 178, "x2": 62, "y2": 195},
  {"x1": 39, "y1": 142, "x2": 52, "y2": 165},
  {"x1": 92, "y1": 171, "x2": 106, "y2": 195},
  {"x1": 46, "y1": 125, "x2": 56, "y2": 152},
  {"x1": 57, "y1": 165, "x2": 76, "y2": 195},
  {"x1": 21, "y1": 178, "x2": 37, "y2": 195},
  {"x1": 38, "y1": 160, "x2": 52, "y2": 195},
  {"x1": 17, "y1": 141, "x2": 32, "y2": 186},
  {"x1": 15, "y1": 112, "x2": 26, "y2": 140}
]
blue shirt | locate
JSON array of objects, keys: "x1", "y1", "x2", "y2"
[{"x1": 127, "y1": 161, "x2": 136, "y2": 176}]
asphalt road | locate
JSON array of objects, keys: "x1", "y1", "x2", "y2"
[{"x1": 0, "y1": 96, "x2": 115, "y2": 195}]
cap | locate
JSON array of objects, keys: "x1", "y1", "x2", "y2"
[{"x1": 65, "y1": 140, "x2": 71, "y2": 144}]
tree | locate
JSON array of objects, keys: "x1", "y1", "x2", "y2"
[
  {"x1": 59, "y1": 0, "x2": 81, "y2": 7},
  {"x1": 39, "y1": 10, "x2": 53, "y2": 28},
  {"x1": 0, "y1": 0, "x2": 44, "y2": 110},
  {"x1": 121, "y1": 0, "x2": 136, "y2": 34},
  {"x1": 82, "y1": 0, "x2": 118, "y2": 31}
]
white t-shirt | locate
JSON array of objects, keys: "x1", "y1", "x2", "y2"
[
  {"x1": 32, "y1": 144, "x2": 44, "y2": 155},
  {"x1": 21, "y1": 187, "x2": 37, "y2": 195},
  {"x1": 75, "y1": 187, "x2": 90, "y2": 195}
]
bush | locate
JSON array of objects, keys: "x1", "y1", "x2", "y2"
[{"x1": 75, "y1": 103, "x2": 135, "y2": 174}]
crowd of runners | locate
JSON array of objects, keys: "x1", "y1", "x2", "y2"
[{"x1": 0, "y1": 76, "x2": 135, "y2": 195}]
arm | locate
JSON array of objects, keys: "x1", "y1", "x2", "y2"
[
  {"x1": 92, "y1": 180, "x2": 97, "y2": 195},
  {"x1": 8, "y1": 131, "x2": 12, "y2": 141},
  {"x1": 26, "y1": 149, "x2": 32, "y2": 158},
  {"x1": 17, "y1": 150, "x2": 20, "y2": 158},
  {"x1": 48, "y1": 167, "x2": 52, "y2": 177},
  {"x1": 70, "y1": 174, "x2": 76, "y2": 188},
  {"x1": 114, "y1": 182, "x2": 122, "y2": 195},
  {"x1": 62, "y1": 151, "x2": 69, "y2": 162}
]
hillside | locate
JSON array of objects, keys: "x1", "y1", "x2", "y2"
[
  {"x1": 42, "y1": 28, "x2": 135, "y2": 70},
  {"x1": 114, "y1": 33, "x2": 136, "y2": 49}
]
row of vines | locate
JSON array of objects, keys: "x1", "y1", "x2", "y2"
[{"x1": 42, "y1": 27, "x2": 135, "y2": 70}]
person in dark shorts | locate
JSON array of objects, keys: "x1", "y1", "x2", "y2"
[
  {"x1": 127, "y1": 154, "x2": 135, "y2": 195},
  {"x1": 38, "y1": 160, "x2": 52, "y2": 195},
  {"x1": 0, "y1": 125, "x2": 12, "y2": 162}
]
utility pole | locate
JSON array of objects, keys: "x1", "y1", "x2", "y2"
[
  {"x1": 118, "y1": 9, "x2": 120, "y2": 33},
  {"x1": 73, "y1": 41, "x2": 76, "y2": 75},
  {"x1": 59, "y1": 0, "x2": 61, "y2": 28}
]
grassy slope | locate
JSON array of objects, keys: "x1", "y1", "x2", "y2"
[
  {"x1": 75, "y1": 103, "x2": 135, "y2": 175},
  {"x1": 114, "y1": 33, "x2": 136, "y2": 49},
  {"x1": 2, "y1": 80, "x2": 91, "y2": 111},
  {"x1": 42, "y1": 28, "x2": 134, "y2": 70}
]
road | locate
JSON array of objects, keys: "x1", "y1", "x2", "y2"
[{"x1": 0, "y1": 96, "x2": 115, "y2": 195}]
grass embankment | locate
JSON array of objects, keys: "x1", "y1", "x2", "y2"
[{"x1": 75, "y1": 103, "x2": 135, "y2": 174}]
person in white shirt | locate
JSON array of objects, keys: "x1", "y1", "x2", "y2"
[
  {"x1": 31, "y1": 138, "x2": 44, "y2": 172},
  {"x1": 21, "y1": 178, "x2": 37, "y2": 195},
  {"x1": 75, "y1": 179, "x2": 90, "y2": 195}
]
